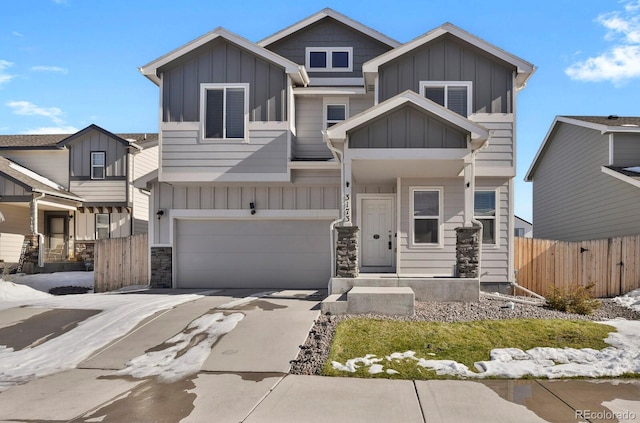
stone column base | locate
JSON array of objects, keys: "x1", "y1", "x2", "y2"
[
  {"x1": 151, "y1": 247, "x2": 172, "y2": 288},
  {"x1": 336, "y1": 226, "x2": 359, "y2": 278},
  {"x1": 455, "y1": 226, "x2": 481, "y2": 278}
]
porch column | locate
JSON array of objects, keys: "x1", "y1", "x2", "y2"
[
  {"x1": 335, "y1": 226, "x2": 359, "y2": 278},
  {"x1": 463, "y1": 153, "x2": 474, "y2": 226},
  {"x1": 343, "y1": 160, "x2": 353, "y2": 226},
  {"x1": 455, "y1": 226, "x2": 481, "y2": 278}
]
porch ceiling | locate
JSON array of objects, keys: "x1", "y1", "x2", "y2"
[{"x1": 352, "y1": 159, "x2": 464, "y2": 183}]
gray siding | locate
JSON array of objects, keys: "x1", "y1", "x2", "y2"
[
  {"x1": 532, "y1": 123, "x2": 640, "y2": 241},
  {"x1": 162, "y1": 38, "x2": 286, "y2": 123},
  {"x1": 68, "y1": 128, "x2": 127, "y2": 178},
  {"x1": 0, "y1": 175, "x2": 29, "y2": 197},
  {"x1": 70, "y1": 180, "x2": 127, "y2": 203},
  {"x1": 132, "y1": 145, "x2": 158, "y2": 235},
  {"x1": 0, "y1": 150, "x2": 69, "y2": 187},
  {"x1": 152, "y1": 182, "x2": 340, "y2": 245},
  {"x1": 612, "y1": 133, "x2": 640, "y2": 166},
  {"x1": 75, "y1": 211, "x2": 131, "y2": 241},
  {"x1": 161, "y1": 125, "x2": 288, "y2": 181},
  {"x1": 399, "y1": 177, "x2": 509, "y2": 282},
  {"x1": 293, "y1": 93, "x2": 374, "y2": 159},
  {"x1": 379, "y1": 36, "x2": 513, "y2": 113},
  {"x1": 349, "y1": 105, "x2": 467, "y2": 148},
  {"x1": 473, "y1": 116, "x2": 514, "y2": 169},
  {"x1": 265, "y1": 17, "x2": 392, "y2": 78}
]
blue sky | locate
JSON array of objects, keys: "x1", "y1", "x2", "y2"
[{"x1": 2, "y1": 0, "x2": 640, "y2": 222}]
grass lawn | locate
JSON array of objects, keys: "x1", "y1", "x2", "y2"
[{"x1": 323, "y1": 319, "x2": 615, "y2": 379}]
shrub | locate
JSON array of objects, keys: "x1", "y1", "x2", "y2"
[{"x1": 545, "y1": 283, "x2": 601, "y2": 315}]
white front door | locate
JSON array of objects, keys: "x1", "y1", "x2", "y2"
[{"x1": 361, "y1": 198, "x2": 394, "y2": 267}]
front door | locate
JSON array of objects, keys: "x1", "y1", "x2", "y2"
[
  {"x1": 47, "y1": 214, "x2": 68, "y2": 260},
  {"x1": 360, "y1": 197, "x2": 394, "y2": 268}
]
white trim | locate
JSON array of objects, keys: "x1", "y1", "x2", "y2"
[
  {"x1": 356, "y1": 193, "x2": 396, "y2": 270},
  {"x1": 474, "y1": 188, "x2": 500, "y2": 247},
  {"x1": 36, "y1": 200, "x2": 77, "y2": 211},
  {"x1": 158, "y1": 172, "x2": 290, "y2": 183},
  {"x1": 293, "y1": 87, "x2": 366, "y2": 95},
  {"x1": 90, "y1": 151, "x2": 105, "y2": 180},
  {"x1": 247, "y1": 121, "x2": 289, "y2": 131},
  {"x1": 396, "y1": 177, "x2": 401, "y2": 274},
  {"x1": 150, "y1": 244, "x2": 173, "y2": 248},
  {"x1": 420, "y1": 81, "x2": 473, "y2": 117},
  {"x1": 308, "y1": 77, "x2": 364, "y2": 86},
  {"x1": 409, "y1": 186, "x2": 444, "y2": 248},
  {"x1": 601, "y1": 166, "x2": 640, "y2": 189},
  {"x1": 257, "y1": 8, "x2": 400, "y2": 48},
  {"x1": 161, "y1": 122, "x2": 200, "y2": 131},
  {"x1": 306, "y1": 47, "x2": 353, "y2": 72},
  {"x1": 288, "y1": 161, "x2": 339, "y2": 170},
  {"x1": 323, "y1": 97, "x2": 349, "y2": 130},
  {"x1": 508, "y1": 178, "x2": 515, "y2": 282},
  {"x1": 346, "y1": 148, "x2": 468, "y2": 161},
  {"x1": 199, "y1": 83, "x2": 250, "y2": 142},
  {"x1": 609, "y1": 133, "x2": 614, "y2": 166}
]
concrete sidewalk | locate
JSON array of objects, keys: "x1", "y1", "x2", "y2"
[{"x1": 0, "y1": 289, "x2": 638, "y2": 422}]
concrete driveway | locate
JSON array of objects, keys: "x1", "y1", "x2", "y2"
[{"x1": 0, "y1": 288, "x2": 638, "y2": 422}]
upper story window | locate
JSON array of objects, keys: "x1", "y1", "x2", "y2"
[
  {"x1": 323, "y1": 97, "x2": 348, "y2": 129},
  {"x1": 420, "y1": 81, "x2": 472, "y2": 117},
  {"x1": 95, "y1": 213, "x2": 110, "y2": 240},
  {"x1": 306, "y1": 47, "x2": 353, "y2": 72},
  {"x1": 475, "y1": 190, "x2": 497, "y2": 245},
  {"x1": 515, "y1": 228, "x2": 525, "y2": 237},
  {"x1": 91, "y1": 151, "x2": 105, "y2": 180},
  {"x1": 200, "y1": 83, "x2": 249, "y2": 140},
  {"x1": 410, "y1": 187, "x2": 443, "y2": 247}
]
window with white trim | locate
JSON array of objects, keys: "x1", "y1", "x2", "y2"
[
  {"x1": 95, "y1": 213, "x2": 110, "y2": 240},
  {"x1": 475, "y1": 190, "x2": 497, "y2": 244},
  {"x1": 420, "y1": 81, "x2": 472, "y2": 117},
  {"x1": 411, "y1": 188, "x2": 442, "y2": 245},
  {"x1": 306, "y1": 47, "x2": 353, "y2": 72},
  {"x1": 200, "y1": 84, "x2": 248, "y2": 140},
  {"x1": 91, "y1": 151, "x2": 105, "y2": 180}
]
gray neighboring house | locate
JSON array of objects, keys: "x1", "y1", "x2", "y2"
[
  {"x1": 0, "y1": 124, "x2": 158, "y2": 268},
  {"x1": 137, "y1": 8, "x2": 534, "y2": 294},
  {"x1": 514, "y1": 216, "x2": 532, "y2": 238},
  {"x1": 526, "y1": 116, "x2": 640, "y2": 241}
]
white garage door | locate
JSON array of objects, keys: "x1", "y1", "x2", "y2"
[{"x1": 175, "y1": 219, "x2": 331, "y2": 289}]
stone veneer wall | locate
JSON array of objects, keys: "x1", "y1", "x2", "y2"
[
  {"x1": 75, "y1": 242, "x2": 95, "y2": 265},
  {"x1": 336, "y1": 226, "x2": 359, "y2": 278},
  {"x1": 455, "y1": 226, "x2": 481, "y2": 278},
  {"x1": 20, "y1": 234, "x2": 40, "y2": 274},
  {"x1": 151, "y1": 247, "x2": 172, "y2": 288}
]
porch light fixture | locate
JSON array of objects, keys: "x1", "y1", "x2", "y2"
[
  {"x1": 156, "y1": 209, "x2": 165, "y2": 219},
  {"x1": 250, "y1": 202, "x2": 256, "y2": 215}
]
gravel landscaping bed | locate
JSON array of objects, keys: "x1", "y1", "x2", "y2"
[{"x1": 290, "y1": 294, "x2": 640, "y2": 375}]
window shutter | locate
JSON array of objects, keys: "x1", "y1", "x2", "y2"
[
  {"x1": 205, "y1": 89, "x2": 224, "y2": 138},
  {"x1": 225, "y1": 88, "x2": 245, "y2": 138}
]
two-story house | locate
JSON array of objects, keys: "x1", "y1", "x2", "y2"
[
  {"x1": 138, "y1": 8, "x2": 534, "y2": 298},
  {"x1": 0, "y1": 124, "x2": 158, "y2": 270},
  {"x1": 526, "y1": 116, "x2": 640, "y2": 241}
]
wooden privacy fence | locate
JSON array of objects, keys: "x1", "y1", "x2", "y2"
[
  {"x1": 94, "y1": 233, "x2": 148, "y2": 293},
  {"x1": 515, "y1": 235, "x2": 640, "y2": 298}
]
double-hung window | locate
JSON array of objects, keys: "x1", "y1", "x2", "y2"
[
  {"x1": 306, "y1": 47, "x2": 353, "y2": 72},
  {"x1": 411, "y1": 187, "x2": 442, "y2": 246},
  {"x1": 474, "y1": 190, "x2": 497, "y2": 245},
  {"x1": 200, "y1": 83, "x2": 249, "y2": 140},
  {"x1": 95, "y1": 213, "x2": 110, "y2": 240},
  {"x1": 91, "y1": 152, "x2": 105, "y2": 180},
  {"x1": 420, "y1": 81, "x2": 472, "y2": 117}
]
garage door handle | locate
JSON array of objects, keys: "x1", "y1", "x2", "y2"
[{"x1": 373, "y1": 234, "x2": 380, "y2": 239}]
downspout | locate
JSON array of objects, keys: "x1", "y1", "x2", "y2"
[
  {"x1": 466, "y1": 137, "x2": 490, "y2": 280},
  {"x1": 31, "y1": 192, "x2": 46, "y2": 268},
  {"x1": 324, "y1": 131, "x2": 345, "y2": 288}
]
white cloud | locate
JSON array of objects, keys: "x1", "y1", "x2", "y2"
[
  {"x1": 52, "y1": 0, "x2": 68, "y2": 4},
  {"x1": 11, "y1": 31, "x2": 23, "y2": 37},
  {"x1": 6, "y1": 100, "x2": 65, "y2": 124},
  {"x1": 20, "y1": 126, "x2": 79, "y2": 135},
  {"x1": 0, "y1": 60, "x2": 15, "y2": 87},
  {"x1": 566, "y1": 1, "x2": 640, "y2": 84},
  {"x1": 30, "y1": 66, "x2": 68, "y2": 75}
]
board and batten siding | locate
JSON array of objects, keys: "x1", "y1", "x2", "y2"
[
  {"x1": 68, "y1": 129, "x2": 128, "y2": 178},
  {"x1": 131, "y1": 145, "x2": 158, "y2": 235},
  {"x1": 265, "y1": 17, "x2": 393, "y2": 78},
  {"x1": 70, "y1": 180, "x2": 127, "y2": 203},
  {"x1": 161, "y1": 38, "x2": 286, "y2": 123},
  {"x1": 161, "y1": 124, "x2": 288, "y2": 181},
  {"x1": 151, "y1": 181, "x2": 340, "y2": 245},
  {"x1": 0, "y1": 150, "x2": 69, "y2": 187},
  {"x1": 471, "y1": 115, "x2": 514, "y2": 170},
  {"x1": 75, "y1": 211, "x2": 131, "y2": 241},
  {"x1": 0, "y1": 175, "x2": 29, "y2": 197},
  {"x1": 398, "y1": 177, "x2": 510, "y2": 282},
  {"x1": 532, "y1": 123, "x2": 640, "y2": 241},
  {"x1": 378, "y1": 36, "x2": 513, "y2": 113},
  {"x1": 611, "y1": 133, "x2": 640, "y2": 166},
  {"x1": 349, "y1": 105, "x2": 467, "y2": 149},
  {"x1": 293, "y1": 93, "x2": 373, "y2": 159}
]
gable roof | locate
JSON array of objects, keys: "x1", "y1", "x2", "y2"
[
  {"x1": 0, "y1": 156, "x2": 83, "y2": 201},
  {"x1": 362, "y1": 22, "x2": 535, "y2": 89},
  {"x1": 326, "y1": 90, "x2": 488, "y2": 146},
  {"x1": 57, "y1": 124, "x2": 142, "y2": 150},
  {"x1": 0, "y1": 126, "x2": 158, "y2": 150},
  {"x1": 257, "y1": 8, "x2": 400, "y2": 49},
  {"x1": 525, "y1": 115, "x2": 640, "y2": 181},
  {"x1": 140, "y1": 27, "x2": 309, "y2": 86}
]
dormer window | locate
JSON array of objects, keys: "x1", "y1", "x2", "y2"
[
  {"x1": 420, "y1": 81, "x2": 472, "y2": 117},
  {"x1": 306, "y1": 47, "x2": 353, "y2": 72},
  {"x1": 200, "y1": 83, "x2": 249, "y2": 140}
]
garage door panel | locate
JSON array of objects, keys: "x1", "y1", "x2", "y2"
[{"x1": 175, "y1": 219, "x2": 331, "y2": 289}]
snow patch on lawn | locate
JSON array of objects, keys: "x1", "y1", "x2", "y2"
[
  {"x1": 615, "y1": 288, "x2": 640, "y2": 313},
  {"x1": 0, "y1": 281, "x2": 52, "y2": 301}
]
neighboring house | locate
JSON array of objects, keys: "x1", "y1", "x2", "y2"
[
  {"x1": 526, "y1": 116, "x2": 640, "y2": 241},
  {"x1": 137, "y1": 8, "x2": 534, "y2": 292},
  {"x1": 0, "y1": 124, "x2": 158, "y2": 268},
  {"x1": 514, "y1": 216, "x2": 533, "y2": 238}
]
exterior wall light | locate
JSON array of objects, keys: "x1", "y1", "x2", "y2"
[
  {"x1": 156, "y1": 209, "x2": 165, "y2": 219},
  {"x1": 250, "y1": 202, "x2": 256, "y2": 215}
]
